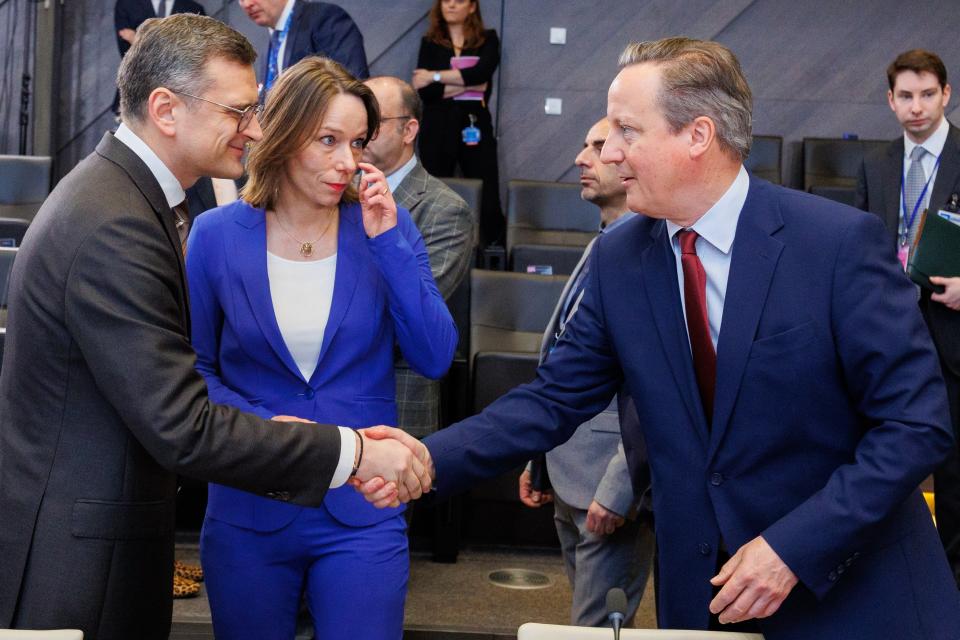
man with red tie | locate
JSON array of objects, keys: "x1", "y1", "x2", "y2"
[{"x1": 411, "y1": 37, "x2": 960, "y2": 639}]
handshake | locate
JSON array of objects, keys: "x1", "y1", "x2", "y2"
[{"x1": 349, "y1": 426, "x2": 434, "y2": 508}]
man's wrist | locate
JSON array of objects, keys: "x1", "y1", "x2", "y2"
[{"x1": 350, "y1": 430, "x2": 363, "y2": 477}]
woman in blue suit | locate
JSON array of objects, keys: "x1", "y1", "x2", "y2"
[{"x1": 185, "y1": 57, "x2": 457, "y2": 640}]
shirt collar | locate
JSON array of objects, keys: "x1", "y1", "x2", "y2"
[
  {"x1": 666, "y1": 164, "x2": 749, "y2": 255},
  {"x1": 386, "y1": 154, "x2": 418, "y2": 193},
  {"x1": 114, "y1": 123, "x2": 186, "y2": 209},
  {"x1": 271, "y1": 0, "x2": 297, "y2": 32},
  {"x1": 600, "y1": 210, "x2": 637, "y2": 234},
  {"x1": 904, "y1": 116, "x2": 950, "y2": 160}
]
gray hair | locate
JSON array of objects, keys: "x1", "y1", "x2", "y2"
[
  {"x1": 619, "y1": 37, "x2": 753, "y2": 160},
  {"x1": 117, "y1": 13, "x2": 257, "y2": 123}
]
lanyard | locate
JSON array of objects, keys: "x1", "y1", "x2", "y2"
[{"x1": 899, "y1": 152, "x2": 941, "y2": 246}]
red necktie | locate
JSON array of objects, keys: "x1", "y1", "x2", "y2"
[{"x1": 678, "y1": 229, "x2": 716, "y2": 423}]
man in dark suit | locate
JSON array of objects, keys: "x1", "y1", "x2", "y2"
[
  {"x1": 363, "y1": 76, "x2": 473, "y2": 438},
  {"x1": 238, "y1": 0, "x2": 368, "y2": 94},
  {"x1": 393, "y1": 37, "x2": 960, "y2": 638},
  {"x1": 112, "y1": 0, "x2": 206, "y2": 115},
  {"x1": 855, "y1": 48, "x2": 960, "y2": 589},
  {"x1": 0, "y1": 15, "x2": 427, "y2": 639}
]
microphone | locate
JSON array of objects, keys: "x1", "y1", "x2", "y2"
[{"x1": 605, "y1": 587, "x2": 627, "y2": 640}]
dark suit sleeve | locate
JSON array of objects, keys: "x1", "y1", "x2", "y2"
[
  {"x1": 368, "y1": 210, "x2": 457, "y2": 380},
  {"x1": 416, "y1": 39, "x2": 445, "y2": 105},
  {"x1": 761, "y1": 212, "x2": 954, "y2": 599},
  {"x1": 186, "y1": 211, "x2": 274, "y2": 421},
  {"x1": 313, "y1": 5, "x2": 369, "y2": 79},
  {"x1": 63, "y1": 211, "x2": 340, "y2": 505},
  {"x1": 114, "y1": 0, "x2": 135, "y2": 56},
  {"x1": 424, "y1": 244, "x2": 623, "y2": 498},
  {"x1": 458, "y1": 31, "x2": 500, "y2": 86},
  {"x1": 853, "y1": 158, "x2": 869, "y2": 211}
]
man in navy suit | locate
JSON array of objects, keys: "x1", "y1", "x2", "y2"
[
  {"x1": 238, "y1": 0, "x2": 368, "y2": 93},
  {"x1": 389, "y1": 37, "x2": 960, "y2": 639},
  {"x1": 112, "y1": 0, "x2": 206, "y2": 114}
]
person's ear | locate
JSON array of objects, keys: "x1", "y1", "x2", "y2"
[
  {"x1": 147, "y1": 87, "x2": 179, "y2": 138},
  {"x1": 688, "y1": 115, "x2": 716, "y2": 159},
  {"x1": 402, "y1": 118, "x2": 420, "y2": 146}
]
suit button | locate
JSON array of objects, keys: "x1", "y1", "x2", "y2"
[
  {"x1": 304, "y1": 388, "x2": 315, "y2": 400},
  {"x1": 828, "y1": 571, "x2": 837, "y2": 582},
  {"x1": 699, "y1": 543, "x2": 712, "y2": 556},
  {"x1": 710, "y1": 473, "x2": 724, "y2": 486}
]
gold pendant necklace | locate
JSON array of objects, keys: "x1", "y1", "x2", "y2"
[{"x1": 272, "y1": 209, "x2": 336, "y2": 257}]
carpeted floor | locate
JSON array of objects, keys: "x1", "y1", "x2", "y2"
[{"x1": 172, "y1": 544, "x2": 657, "y2": 639}]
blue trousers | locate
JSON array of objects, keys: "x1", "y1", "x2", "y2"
[{"x1": 201, "y1": 506, "x2": 408, "y2": 640}]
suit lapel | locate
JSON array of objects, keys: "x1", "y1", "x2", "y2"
[
  {"x1": 282, "y1": 1, "x2": 305, "y2": 70},
  {"x1": 641, "y1": 221, "x2": 709, "y2": 446},
  {"x1": 707, "y1": 179, "x2": 784, "y2": 464},
  {"x1": 880, "y1": 138, "x2": 904, "y2": 241},
  {"x1": 539, "y1": 237, "x2": 595, "y2": 363},
  {"x1": 95, "y1": 132, "x2": 190, "y2": 331},
  {"x1": 930, "y1": 124, "x2": 960, "y2": 213},
  {"x1": 310, "y1": 204, "x2": 361, "y2": 381},
  {"x1": 233, "y1": 205, "x2": 303, "y2": 380}
]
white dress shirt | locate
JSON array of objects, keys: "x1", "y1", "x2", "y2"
[
  {"x1": 386, "y1": 154, "x2": 418, "y2": 193},
  {"x1": 666, "y1": 165, "x2": 750, "y2": 351},
  {"x1": 112, "y1": 125, "x2": 356, "y2": 489},
  {"x1": 900, "y1": 115, "x2": 950, "y2": 219}
]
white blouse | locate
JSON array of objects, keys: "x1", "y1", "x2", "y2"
[{"x1": 267, "y1": 251, "x2": 337, "y2": 381}]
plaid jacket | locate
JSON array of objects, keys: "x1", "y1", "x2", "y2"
[{"x1": 394, "y1": 160, "x2": 474, "y2": 436}]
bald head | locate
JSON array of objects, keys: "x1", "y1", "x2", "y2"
[{"x1": 362, "y1": 76, "x2": 422, "y2": 175}]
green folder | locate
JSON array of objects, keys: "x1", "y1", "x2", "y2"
[{"x1": 908, "y1": 209, "x2": 960, "y2": 292}]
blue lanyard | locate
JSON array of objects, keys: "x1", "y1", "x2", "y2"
[{"x1": 899, "y1": 152, "x2": 941, "y2": 246}]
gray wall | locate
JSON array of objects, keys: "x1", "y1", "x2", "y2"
[
  {"x1": 5, "y1": 0, "x2": 960, "y2": 187},
  {"x1": 0, "y1": 0, "x2": 38, "y2": 155}
]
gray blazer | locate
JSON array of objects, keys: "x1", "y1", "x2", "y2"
[
  {"x1": 533, "y1": 239, "x2": 640, "y2": 516},
  {"x1": 0, "y1": 133, "x2": 341, "y2": 639},
  {"x1": 394, "y1": 160, "x2": 474, "y2": 437}
]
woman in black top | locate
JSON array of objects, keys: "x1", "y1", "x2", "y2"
[{"x1": 413, "y1": 0, "x2": 503, "y2": 246}]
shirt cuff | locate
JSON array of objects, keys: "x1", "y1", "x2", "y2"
[{"x1": 329, "y1": 427, "x2": 357, "y2": 488}]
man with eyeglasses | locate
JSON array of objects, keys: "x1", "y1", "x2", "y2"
[
  {"x1": 0, "y1": 14, "x2": 430, "y2": 640},
  {"x1": 362, "y1": 75, "x2": 474, "y2": 438}
]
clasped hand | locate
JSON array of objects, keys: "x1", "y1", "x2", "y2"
[{"x1": 348, "y1": 426, "x2": 435, "y2": 508}]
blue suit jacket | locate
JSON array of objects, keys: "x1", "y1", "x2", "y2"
[
  {"x1": 187, "y1": 200, "x2": 455, "y2": 529},
  {"x1": 425, "y1": 176, "x2": 960, "y2": 639},
  {"x1": 281, "y1": 0, "x2": 369, "y2": 80}
]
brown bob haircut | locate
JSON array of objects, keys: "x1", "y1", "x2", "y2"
[
  {"x1": 242, "y1": 56, "x2": 380, "y2": 209},
  {"x1": 887, "y1": 49, "x2": 948, "y2": 91},
  {"x1": 425, "y1": 0, "x2": 487, "y2": 50}
]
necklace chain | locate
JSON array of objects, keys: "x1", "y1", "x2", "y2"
[{"x1": 272, "y1": 209, "x2": 336, "y2": 257}]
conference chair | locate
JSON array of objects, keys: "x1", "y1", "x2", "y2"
[
  {"x1": 0, "y1": 630, "x2": 83, "y2": 640},
  {"x1": 510, "y1": 243, "x2": 585, "y2": 276},
  {"x1": 464, "y1": 269, "x2": 567, "y2": 545},
  {"x1": 1, "y1": 246, "x2": 16, "y2": 334},
  {"x1": 803, "y1": 137, "x2": 886, "y2": 206},
  {"x1": 0, "y1": 155, "x2": 52, "y2": 221},
  {"x1": 518, "y1": 623, "x2": 763, "y2": 639},
  {"x1": 0, "y1": 217, "x2": 30, "y2": 247},
  {"x1": 745, "y1": 135, "x2": 782, "y2": 184},
  {"x1": 506, "y1": 180, "x2": 595, "y2": 265}
]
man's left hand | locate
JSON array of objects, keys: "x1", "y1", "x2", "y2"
[
  {"x1": 709, "y1": 536, "x2": 798, "y2": 624},
  {"x1": 930, "y1": 276, "x2": 960, "y2": 310},
  {"x1": 585, "y1": 500, "x2": 625, "y2": 536}
]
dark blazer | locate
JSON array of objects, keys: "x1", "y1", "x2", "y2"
[
  {"x1": 281, "y1": 0, "x2": 368, "y2": 80},
  {"x1": 114, "y1": 0, "x2": 205, "y2": 56},
  {"x1": 0, "y1": 132, "x2": 341, "y2": 639},
  {"x1": 855, "y1": 123, "x2": 960, "y2": 377},
  {"x1": 393, "y1": 160, "x2": 473, "y2": 436},
  {"x1": 187, "y1": 199, "x2": 456, "y2": 529},
  {"x1": 425, "y1": 176, "x2": 960, "y2": 639}
]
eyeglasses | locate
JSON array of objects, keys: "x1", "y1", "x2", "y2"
[{"x1": 173, "y1": 90, "x2": 263, "y2": 133}]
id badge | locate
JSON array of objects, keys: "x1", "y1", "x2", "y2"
[
  {"x1": 897, "y1": 243, "x2": 910, "y2": 271},
  {"x1": 462, "y1": 113, "x2": 481, "y2": 146}
]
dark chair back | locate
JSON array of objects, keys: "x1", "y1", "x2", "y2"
[
  {"x1": 510, "y1": 243, "x2": 585, "y2": 276},
  {"x1": 0, "y1": 155, "x2": 52, "y2": 221},
  {"x1": 0, "y1": 247, "x2": 17, "y2": 332},
  {"x1": 746, "y1": 135, "x2": 783, "y2": 184},
  {"x1": 0, "y1": 218, "x2": 30, "y2": 248},
  {"x1": 803, "y1": 137, "x2": 887, "y2": 204},
  {"x1": 506, "y1": 180, "x2": 595, "y2": 253}
]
